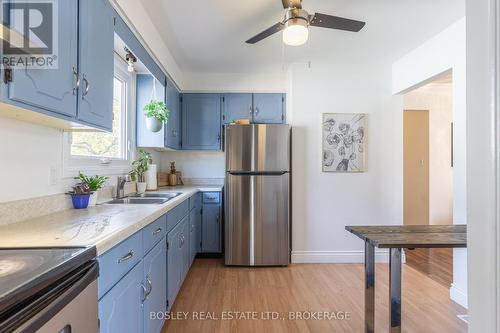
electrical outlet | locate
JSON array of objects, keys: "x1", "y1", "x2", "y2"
[{"x1": 48, "y1": 166, "x2": 57, "y2": 186}]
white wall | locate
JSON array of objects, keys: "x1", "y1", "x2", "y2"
[
  {"x1": 466, "y1": 0, "x2": 499, "y2": 330},
  {"x1": 159, "y1": 151, "x2": 225, "y2": 180},
  {"x1": 404, "y1": 83, "x2": 453, "y2": 226},
  {"x1": 289, "y1": 60, "x2": 404, "y2": 263},
  {"x1": 183, "y1": 72, "x2": 287, "y2": 93},
  {"x1": 392, "y1": 18, "x2": 467, "y2": 308}
]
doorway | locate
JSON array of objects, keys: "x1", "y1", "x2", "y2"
[{"x1": 403, "y1": 73, "x2": 454, "y2": 287}]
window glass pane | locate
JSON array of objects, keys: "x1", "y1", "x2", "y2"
[{"x1": 70, "y1": 78, "x2": 125, "y2": 159}]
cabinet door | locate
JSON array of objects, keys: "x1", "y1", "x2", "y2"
[
  {"x1": 167, "y1": 223, "x2": 182, "y2": 310},
  {"x1": 77, "y1": 0, "x2": 114, "y2": 131},
  {"x1": 189, "y1": 209, "x2": 197, "y2": 265},
  {"x1": 143, "y1": 239, "x2": 167, "y2": 333},
  {"x1": 99, "y1": 261, "x2": 144, "y2": 333},
  {"x1": 182, "y1": 94, "x2": 222, "y2": 150},
  {"x1": 137, "y1": 74, "x2": 166, "y2": 147},
  {"x1": 165, "y1": 80, "x2": 181, "y2": 149},
  {"x1": 222, "y1": 93, "x2": 253, "y2": 124},
  {"x1": 6, "y1": 0, "x2": 78, "y2": 117},
  {"x1": 180, "y1": 216, "x2": 190, "y2": 282},
  {"x1": 196, "y1": 206, "x2": 203, "y2": 253},
  {"x1": 202, "y1": 204, "x2": 221, "y2": 253},
  {"x1": 253, "y1": 93, "x2": 285, "y2": 124}
]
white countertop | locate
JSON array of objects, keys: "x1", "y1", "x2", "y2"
[{"x1": 0, "y1": 186, "x2": 222, "y2": 255}]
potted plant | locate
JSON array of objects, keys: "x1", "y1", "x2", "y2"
[
  {"x1": 129, "y1": 149, "x2": 152, "y2": 194},
  {"x1": 67, "y1": 184, "x2": 92, "y2": 209},
  {"x1": 144, "y1": 100, "x2": 170, "y2": 132},
  {"x1": 77, "y1": 172, "x2": 108, "y2": 206}
]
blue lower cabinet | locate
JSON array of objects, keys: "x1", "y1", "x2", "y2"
[
  {"x1": 143, "y1": 239, "x2": 167, "y2": 333},
  {"x1": 167, "y1": 220, "x2": 183, "y2": 310},
  {"x1": 99, "y1": 261, "x2": 144, "y2": 333},
  {"x1": 202, "y1": 203, "x2": 221, "y2": 253}
]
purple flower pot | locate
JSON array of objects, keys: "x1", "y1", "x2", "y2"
[{"x1": 71, "y1": 194, "x2": 90, "y2": 209}]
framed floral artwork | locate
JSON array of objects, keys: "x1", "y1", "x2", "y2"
[{"x1": 322, "y1": 113, "x2": 366, "y2": 172}]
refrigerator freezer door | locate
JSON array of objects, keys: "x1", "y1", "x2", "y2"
[
  {"x1": 225, "y1": 173, "x2": 290, "y2": 266},
  {"x1": 225, "y1": 124, "x2": 290, "y2": 173}
]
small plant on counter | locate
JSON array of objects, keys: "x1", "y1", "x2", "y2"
[
  {"x1": 67, "y1": 184, "x2": 92, "y2": 209},
  {"x1": 130, "y1": 149, "x2": 152, "y2": 194},
  {"x1": 144, "y1": 100, "x2": 170, "y2": 132},
  {"x1": 76, "y1": 172, "x2": 108, "y2": 206},
  {"x1": 77, "y1": 172, "x2": 108, "y2": 191}
]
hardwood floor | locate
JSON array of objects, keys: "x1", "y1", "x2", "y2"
[
  {"x1": 161, "y1": 259, "x2": 466, "y2": 333},
  {"x1": 405, "y1": 248, "x2": 453, "y2": 287}
]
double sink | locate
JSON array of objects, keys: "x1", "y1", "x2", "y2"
[{"x1": 104, "y1": 192, "x2": 182, "y2": 205}]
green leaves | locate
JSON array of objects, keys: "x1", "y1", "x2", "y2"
[
  {"x1": 129, "y1": 149, "x2": 152, "y2": 182},
  {"x1": 77, "y1": 172, "x2": 109, "y2": 191},
  {"x1": 144, "y1": 100, "x2": 170, "y2": 123}
]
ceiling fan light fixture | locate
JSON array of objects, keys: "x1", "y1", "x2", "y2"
[{"x1": 283, "y1": 19, "x2": 309, "y2": 46}]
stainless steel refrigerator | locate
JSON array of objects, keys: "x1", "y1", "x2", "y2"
[{"x1": 225, "y1": 124, "x2": 290, "y2": 266}]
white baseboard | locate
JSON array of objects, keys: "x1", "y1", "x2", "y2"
[
  {"x1": 450, "y1": 283, "x2": 468, "y2": 309},
  {"x1": 291, "y1": 250, "x2": 398, "y2": 263}
]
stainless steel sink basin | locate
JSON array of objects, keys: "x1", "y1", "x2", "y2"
[
  {"x1": 129, "y1": 192, "x2": 182, "y2": 199},
  {"x1": 104, "y1": 198, "x2": 168, "y2": 205}
]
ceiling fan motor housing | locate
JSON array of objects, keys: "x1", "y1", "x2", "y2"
[{"x1": 284, "y1": 8, "x2": 310, "y2": 26}]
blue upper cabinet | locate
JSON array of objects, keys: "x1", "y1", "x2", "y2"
[
  {"x1": 77, "y1": 0, "x2": 115, "y2": 131},
  {"x1": 253, "y1": 93, "x2": 285, "y2": 124},
  {"x1": 165, "y1": 79, "x2": 181, "y2": 150},
  {"x1": 3, "y1": 0, "x2": 78, "y2": 118},
  {"x1": 136, "y1": 74, "x2": 166, "y2": 148},
  {"x1": 182, "y1": 94, "x2": 222, "y2": 150},
  {"x1": 222, "y1": 94, "x2": 253, "y2": 124}
]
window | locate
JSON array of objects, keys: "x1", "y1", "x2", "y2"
[{"x1": 63, "y1": 55, "x2": 135, "y2": 177}]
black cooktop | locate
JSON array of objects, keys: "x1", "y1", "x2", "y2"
[{"x1": 0, "y1": 247, "x2": 96, "y2": 315}]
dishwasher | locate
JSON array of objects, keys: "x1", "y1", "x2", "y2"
[{"x1": 0, "y1": 247, "x2": 98, "y2": 333}]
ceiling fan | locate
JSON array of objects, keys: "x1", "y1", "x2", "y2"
[{"x1": 246, "y1": 0, "x2": 366, "y2": 46}]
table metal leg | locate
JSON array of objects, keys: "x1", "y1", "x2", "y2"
[
  {"x1": 365, "y1": 241, "x2": 375, "y2": 333},
  {"x1": 389, "y1": 248, "x2": 402, "y2": 333}
]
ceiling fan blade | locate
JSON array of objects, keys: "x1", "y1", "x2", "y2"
[
  {"x1": 309, "y1": 13, "x2": 366, "y2": 32},
  {"x1": 281, "y1": 0, "x2": 302, "y2": 9},
  {"x1": 246, "y1": 22, "x2": 284, "y2": 44}
]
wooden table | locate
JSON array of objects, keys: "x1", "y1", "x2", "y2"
[{"x1": 345, "y1": 225, "x2": 467, "y2": 333}]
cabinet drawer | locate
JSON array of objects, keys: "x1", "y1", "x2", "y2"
[
  {"x1": 97, "y1": 231, "x2": 143, "y2": 299},
  {"x1": 143, "y1": 215, "x2": 167, "y2": 255},
  {"x1": 167, "y1": 200, "x2": 189, "y2": 233},
  {"x1": 189, "y1": 193, "x2": 202, "y2": 210},
  {"x1": 203, "y1": 192, "x2": 220, "y2": 204}
]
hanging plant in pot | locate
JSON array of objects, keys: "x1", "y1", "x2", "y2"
[
  {"x1": 144, "y1": 100, "x2": 170, "y2": 133},
  {"x1": 129, "y1": 149, "x2": 152, "y2": 194}
]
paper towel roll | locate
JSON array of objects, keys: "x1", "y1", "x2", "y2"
[{"x1": 145, "y1": 164, "x2": 158, "y2": 190}]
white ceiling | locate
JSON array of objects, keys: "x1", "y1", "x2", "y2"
[{"x1": 140, "y1": 0, "x2": 465, "y2": 74}]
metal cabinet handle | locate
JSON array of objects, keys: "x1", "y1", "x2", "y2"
[
  {"x1": 82, "y1": 74, "x2": 90, "y2": 98},
  {"x1": 140, "y1": 283, "x2": 148, "y2": 302},
  {"x1": 255, "y1": 107, "x2": 260, "y2": 115},
  {"x1": 153, "y1": 227, "x2": 162, "y2": 235},
  {"x1": 117, "y1": 250, "x2": 134, "y2": 263},
  {"x1": 249, "y1": 107, "x2": 253, "y2": 116},
  {"x1": 217, "y1": 133, "x2": 221, "y2": 143},
  {"x1": 72, "y1": 67, "x2": 80, "y2": 95},
  {"x1": 146, "y1": 275, "x2": 153, "y2": 297}
]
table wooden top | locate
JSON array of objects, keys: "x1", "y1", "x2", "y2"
[{"x1": 345, "y1": 225, "x2": 467, "y2": 248}]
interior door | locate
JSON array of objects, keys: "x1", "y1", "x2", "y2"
[
  {"x1": 7, "y1": 0, "x2": 78, "y2": 117},
  {"x1": 403, "y1": 110, "x2": 430, "y2": 225}
]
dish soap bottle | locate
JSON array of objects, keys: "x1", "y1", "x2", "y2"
[{"x1": 168, "y1": 162, "x2": 178, "y2": 186}]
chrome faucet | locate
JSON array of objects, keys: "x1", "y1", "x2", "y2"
[{"x1": 116, "y1": 175, "x2": 129, "y2": 199}]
